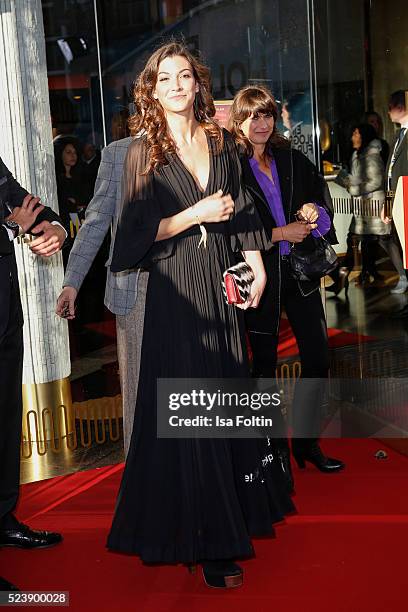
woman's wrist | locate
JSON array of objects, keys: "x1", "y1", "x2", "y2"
[
  {"x1": 272, "y1": 226, "x2": 286, "y2": 243},
  {"x1": 254, "y1": 268, "x2": 267, "y2": 283},
  {"x1": 193, "y1": 205, "x2": 203, "y2": 226},
  {"x1": 189, "y1": 203, "x2": 208, "y2": 248},
  {"x1": 189, "y1": 204, "x2": 202, "y2": 227}
]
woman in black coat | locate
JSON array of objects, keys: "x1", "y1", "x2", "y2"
[{"x1": 229, "y1": 85, "x2": 344, "y2": 489}]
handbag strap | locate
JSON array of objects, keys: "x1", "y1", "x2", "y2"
[
  {"x1": 290, "y1": 226, "x2": 324, "y2": 250},
  {"x1": 313, "y1": 228, "x2": 330, "y2": 244}
]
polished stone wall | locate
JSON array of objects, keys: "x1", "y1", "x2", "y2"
[{"x1": 0, "y1": 0, "x2": 70, "y2": 383}]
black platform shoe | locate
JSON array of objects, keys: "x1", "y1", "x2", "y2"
[
  {"x1": 201, "y1": 560, "x2": 243, "y2": 589},
  {"x1": 293, "y1": 441, "x2": 345, "y2": 473}
]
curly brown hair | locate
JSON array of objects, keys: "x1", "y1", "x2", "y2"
[
  {"x1": 228, "y1": 85, "x2": 289, "y2": 157},
  {"x1": 129, "y1": 41, "x2": 223, "y2": 173}
]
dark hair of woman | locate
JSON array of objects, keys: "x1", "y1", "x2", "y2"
[
  {"x1": 352, "y1": 123, "x2": 378, "y2": 155},
  {"x1": 228, "y1": 84, "x2": 289, "y2": 158},
  {"x1": 128, "y1": 40, "x2": 223, "y2": 174},
  {"x1": 54, "y1": 137, "x2": 81, "y2": 177}
]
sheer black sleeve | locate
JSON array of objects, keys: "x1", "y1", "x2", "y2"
[
  {"x1": 110, "y1": 197, "x2": 176, "y2": 271},
  {"x1": 110, "y1": 138, "x2": 174, "y2": 272}
]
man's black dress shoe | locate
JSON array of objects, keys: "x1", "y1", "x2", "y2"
[
  {"x1": 0, "y1": 576, "x2": 19, "y2": 591},
  {"x1": 0, "y1": 522, "x2": 62, "y2": 549},
  {"x1": 390, "y1": 304, "x2": 408, "y2": 319}
]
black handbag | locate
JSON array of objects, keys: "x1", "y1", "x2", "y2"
[{"x1": 289, "y1": 231, "x2": 338, "y2": 282}]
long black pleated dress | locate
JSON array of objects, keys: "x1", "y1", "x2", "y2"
[{"x1": 107, "y1": 129, "x2": 295, "y2": 564}]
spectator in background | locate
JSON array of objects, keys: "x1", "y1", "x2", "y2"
[
  {"x1": 385, "y1": 91, "x2": 408, "y2": 193},
  {"x1": 382, "y1": 90, "x2": 408, "y2": 315},
  {"x1": 331, "y1": 123, "x2": 406, "y2": 294},
  {"x1": 81, "y1": 141, "x2": 101, "y2": 205},
  {"x1": 54, "y1": 137, "x2": 87, "y2": 237},
  {"x1": 363, "y1": 111, "x2": 390, "y2": 166}
]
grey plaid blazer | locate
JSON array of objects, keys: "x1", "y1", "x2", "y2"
[{"x1": 63, "y1": 137, "x2": 140, "y2": 316}]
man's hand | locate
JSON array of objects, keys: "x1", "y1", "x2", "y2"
[
  {"x1": 6, "y1": 195, "x2": 44, "y2": 232},
  {"x1": 30, "y1": 221, "x2": 66, "y2": 257},
  {"x1": 56, "y1": 286, "x2": 78, "y2": 319}
]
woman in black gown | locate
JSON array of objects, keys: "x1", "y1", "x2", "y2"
[{"x1": 107, "y1": 42, "x2": 294, "y2": 588}]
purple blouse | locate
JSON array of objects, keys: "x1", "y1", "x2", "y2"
[{"x1": 249, "y1": 157, "x2": 331, "y2": 255}]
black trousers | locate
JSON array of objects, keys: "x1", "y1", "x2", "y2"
[
  {"x1": 0, "y1": 277, "x2": 23, "y2": 522},
  {"x1": 248, "y1": 259, "x2": 329, "y2": 449}
]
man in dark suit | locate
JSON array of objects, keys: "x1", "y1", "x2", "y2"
[
  {"x1": 0, "y1": 156, "x2": 67, "y2": 591},
  {"x1": 381, "y1": 91, "x2": 408, "y2": 312},
  {"x1": 386, "y1": 91, "x2": 408, "y2": 193}
]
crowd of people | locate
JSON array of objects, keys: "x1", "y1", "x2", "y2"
[{"x1": 1, "y1": 40, "x2": 408, "y2": 591}]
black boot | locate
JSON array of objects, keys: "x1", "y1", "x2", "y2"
[
  {"x1": 326, "y1": 267, "x2": 349, "y2": 297},
  {"x1": 292, "y1": 439, "x2": 345, "y2": 473}
]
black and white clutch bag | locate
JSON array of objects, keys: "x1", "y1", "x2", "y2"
[{"x1": 222, "y1": 261, "x2": 255, "y2": 305}]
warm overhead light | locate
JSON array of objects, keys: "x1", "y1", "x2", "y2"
[{"x1": 73, "y1": 95, "x2": 82, "y2": 100}]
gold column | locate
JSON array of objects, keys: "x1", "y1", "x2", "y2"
[{"x1": 22, "y1": 378, "x2": 74, "y2": 442}]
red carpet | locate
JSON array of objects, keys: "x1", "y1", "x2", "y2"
[{"x1": 3, "y1": 439, "x2": 407, "y2": 612}]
